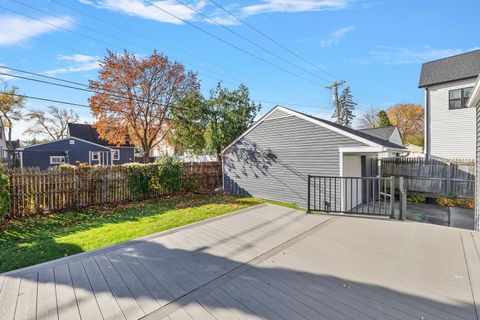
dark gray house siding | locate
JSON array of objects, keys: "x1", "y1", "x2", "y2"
[
  {"x1": 222, "y1": 109, "x2": 367, "y2": 208},
  {"x1": 111, "y1": 147, "x2": 135, "y2": 164},
  {"x1": 21, "y1": 138, "x2": 112, "y2": 170}
]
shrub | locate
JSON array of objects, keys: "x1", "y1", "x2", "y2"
[
  {"x1": 408, "y1": 193, "x2": 425, "y2": 204},
  {"x1": 436, "y1": 197, "x2": 474, "y2": 209},
  {"x1": 123, "y1": 157, "x2": 186, "y2": 198},
  {"x1": 0, "y1": 172, "x2": 11, "y2": 223}
]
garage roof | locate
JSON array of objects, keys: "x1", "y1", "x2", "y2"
[{"x1": 222, "y1": 106, "x2": 405, "y2": 154}]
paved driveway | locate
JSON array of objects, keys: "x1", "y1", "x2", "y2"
[{"x1": 1, "y1": 204, "x2": 479, "y2": 320}]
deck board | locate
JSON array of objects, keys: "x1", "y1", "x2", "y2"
[
  {"x1": 82, "y1": 256, "x2": 126, "y2": 320},
  {"x1": 68, "y1": 260, "x2": 104, "y2": 320},
  {"x1": 14, "y1": 272, "x2": 37, "y2": 320},
  {"x1": 36, "y1": 268, "x2": 58, "y2": 320},
  {"x1": 54, "y1": 264, "x2": 81, "y2": 320},
  {"x1": 1, "y1": 204, "x2": 479, "y2": 320},
  {"x1": 0, "y1": 276, "x2": 21, "y2": 320}
]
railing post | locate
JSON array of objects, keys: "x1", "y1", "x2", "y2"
[
  {"x1": 389, "y1": 176, "x2": 395, "y2": 219},
  {"x1": 307, "y1": 175, "x2": 311, "y2": 213},
  {"x1": 398, "y1": 176, "x2": 407, "y2": 221}
]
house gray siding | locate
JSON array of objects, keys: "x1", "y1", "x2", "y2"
[
  {"x1": 22, "y1": 139, "x2": 112, "y2": 170},
  {"x1": 222, "y1": 110, "x2": 367, "y2": 208},
  {"x1": 476, "y1": 106, "x2": 480, "y2": 231}
]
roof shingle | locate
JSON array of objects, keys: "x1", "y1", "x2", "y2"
[{"x1": 419, "y1": 50, "x2": 480, "y2": 88}]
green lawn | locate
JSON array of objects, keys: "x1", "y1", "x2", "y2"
[{"x1": 0, "y1": 194, "x2": 302, "y2": 273}]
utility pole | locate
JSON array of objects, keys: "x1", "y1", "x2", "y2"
[{"x1": 326, "y1": 80, "x2": 345, "y2": 124}]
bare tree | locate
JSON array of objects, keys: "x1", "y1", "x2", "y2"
[
  {"x1": 25, "y1": 106, "x2": 79, "y2": 140},
  {"x1": 358, "y1": 107, "x2": 378, "y2": 129}
]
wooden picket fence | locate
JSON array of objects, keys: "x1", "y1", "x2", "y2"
[
  {"x1": 381, "y1": 157, "x2": 475, "y2": 198},
  {"x1": 7, "y1": 162, "x2": 222, "y2": 218}
]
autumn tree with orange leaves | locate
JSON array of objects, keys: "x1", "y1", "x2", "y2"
[
  {"x1": 89, "y1": 50, "x2": 200, "y2": 163},
  {"x1": 386, "y1": 103, "x2": 424, "y2": 146}
]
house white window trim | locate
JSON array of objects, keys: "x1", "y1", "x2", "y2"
[
  {"x1": 91, "y1": 151, "x2": 100, "y2": 161},
  {"x1": 50, "y1": 156, "x2": 66, "y2": 165},
  {"x1": 111, "y1": 149, "x2": 120, "y2": 161}
]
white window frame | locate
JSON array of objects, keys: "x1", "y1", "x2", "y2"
[
  {"x1": 91, "y1": 151, "x2": 100, "y2": 161},
  {"x1": 50, "y1": 156, "x2": 66, "y2": 165},
  {"x1": 112, "y1": 149, "x2": 120, "y2": 161},
  {"x1": 69, "y1": 139, "x2": 75, "y2": 145}
]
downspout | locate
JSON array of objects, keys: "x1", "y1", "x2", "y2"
[{"x1": 424, "y1": 88, "x2": 430, "y2": 159}]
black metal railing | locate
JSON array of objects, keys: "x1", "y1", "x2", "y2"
[{"x1": 307, "y1": 175, "x2": 399, "y2": 218}]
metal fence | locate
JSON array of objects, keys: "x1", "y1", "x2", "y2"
[
  {"x1": 381, "y1": 157, "x2": 475, "y2": 198},
  {"x1": 307, "y1": 175, "x2": 406, "y2": 219}
]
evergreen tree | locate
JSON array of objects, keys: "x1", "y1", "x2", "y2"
[
  {"x1": 377, "y1": 110, "x2": 391, "y2": 127},
  {"x1": 338, "y1": 86, "x2": 356, "y2": 127}
]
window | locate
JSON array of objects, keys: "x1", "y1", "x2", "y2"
[
  {"x1": 91, "y1": 151, "x2": 99, "y2": 161},
  {"x1": 50, "y1": 156, "x2": 65, "y2": 164},
  {"x1": 112, "y1": 149, "x2": 120, "y2": 161},
  {"x1": 69, "y1": 139, "x2": 75, "y2": 145},
  {"x1": 449, "y1": 87, "x2": 473, "y2": 109}
]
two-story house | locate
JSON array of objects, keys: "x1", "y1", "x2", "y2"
[{"x1": 419, "y1": 49, "x2": 480, "y2": 160}]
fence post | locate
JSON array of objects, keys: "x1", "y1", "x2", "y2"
[
  {"x1": 389, "y1": 176, "x2": 395, "y2": 219},
  {"x1": 446, "y1": 162, "x2": 451, "y2": 195},
  {"x1": 398, "y1": 176, "x2": 407, "y2": 221},
  {"x1": 307, "y1": 175, "x2": 311, "y2": 213}
]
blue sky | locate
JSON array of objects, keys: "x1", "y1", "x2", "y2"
[{"x1": 0, "y1": 0, "x2": 479, "y2": 139}]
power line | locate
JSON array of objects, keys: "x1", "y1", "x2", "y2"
[
  {"x1": 0, "y1": 66, "x2": 325, "y2": 109},
  {"x1": 0, "y1": 5, "x2": 118, "y2": 49},
  {"x1": 5, "y1": 2, "x2": 316, "y2": 102},
  {"x1": 1, "y1": 67, "x2": 331, "y2": 110},
  {"x1": 143, "y1": 0, "x2": 325, "y2": 87},
  {"x1": 7, "y1": 92, "x2": 90, "y2": 108},
  {"x1": 173, "y1": 0, "x2": 331, "y2": 84},
  {"x1": 206, "y1": 0, "x2": 341, "y2": 81}
]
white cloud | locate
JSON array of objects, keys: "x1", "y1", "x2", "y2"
[
  {"x1": 79, "y1": 0, "x2": 351, "y2": 25},
  {"x1": 242, "y1": 0, "x2": 348, "y2": 15},
  {"x1": 319, "y1": 26, "x2": 354, "y2": 47},
  {"x1": 45, "y1": 54, "x2": 100, "y2": 75},
  {"x1": 0, "y1": 15, "x2": 74, "y2": 46},
  {"x1": 0, "y1": 67, "x2": 15, "y2": 82},
  {"x1": 84, "y1": 0, "x2": 205, "y2": 24},
  {"x1": 369, "y1": 45, "x2": 480, "y2": 64}
]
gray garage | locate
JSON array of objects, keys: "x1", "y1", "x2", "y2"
[{"x1": 222, "y1": 106, "x2": 404, "y2": 208}]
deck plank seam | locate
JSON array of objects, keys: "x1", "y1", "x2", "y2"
[{"x1": 139, "y1": 216, "x2": 337, "y2": 320}]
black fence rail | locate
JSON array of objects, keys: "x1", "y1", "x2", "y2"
[{"x1": 307, "y1": 175, "x2": 404, "y2": 219}]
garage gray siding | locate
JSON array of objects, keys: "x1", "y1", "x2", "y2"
[{"x1": 223, "y1": 110, "x2": 367, "y2": 208}]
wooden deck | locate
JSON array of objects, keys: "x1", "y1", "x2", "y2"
[{"x1": 1, "y1": 204, "x2": 479, "y2": 320}]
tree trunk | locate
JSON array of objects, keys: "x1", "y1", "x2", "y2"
[
  {"x1": 7, "y1": 123, "x2": 12, "y2": 150},
  {"x1": 216, "y1": 146, "x2": 222, "y2": 163},
  {"x1": 143, "y1": 147, "x2": 151, "y2": 164}
]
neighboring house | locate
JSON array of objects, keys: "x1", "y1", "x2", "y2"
[
  {"x1": 222, "y1": 106, "x2": 404, "y2": 208},
  {"x1": 18, "y1": 124, "x2": 135, "y2": 169},
  {"x1": 419, "y1": 49, "x2": 480, "y2": 160},
  {"x1": 403, "y1": 144, "x2": 424, "y2": 158},
  {"x1": 467, "y1": 75, "x2": 480, "y2": 231},
  {"x1": 358, "y1": 126, "x2": 403, "y2": 158},
  {"x1": 68, "y1": 123, "x2": 135, "y2": 165}
]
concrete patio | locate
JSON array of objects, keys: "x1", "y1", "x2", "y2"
[{"x1": 1, "y1": 204, "x2": 479, "y2": 320}]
